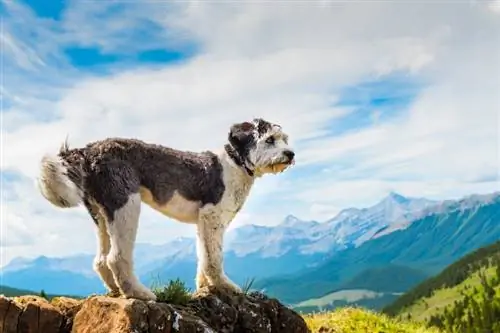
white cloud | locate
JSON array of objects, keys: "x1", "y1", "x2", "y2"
[{"x1": 1, "y1": 0, "x2": 499, "y2": 264}]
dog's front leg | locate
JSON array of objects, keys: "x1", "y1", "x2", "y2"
[{"x1": 195, "y1": 208, "x2": 241, "y2": 293}]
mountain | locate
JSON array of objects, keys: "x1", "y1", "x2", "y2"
[
  {"x1": 254, "y1": 192, "x2": 500, "y2": 306},
  {"x1": 383, "y1": 240, "x2": 500, "y2": 333},
  {"x1": 1, "y1": 191, "x2": 483, "y2": 297},
  {"x1": 314, "y1": 192, "x2": 436, "y2": 249},
  {"x1": 0, "y1": 240, "x2": 197, "y2": 296}
]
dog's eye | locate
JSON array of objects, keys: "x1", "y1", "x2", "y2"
[{"x1": 265, "y1": 137, "x2": 275, "y2": 145}]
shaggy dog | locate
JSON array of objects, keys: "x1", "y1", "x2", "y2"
[{"x1": 36, "y1": 118, "x2": 295, "y2": 301}]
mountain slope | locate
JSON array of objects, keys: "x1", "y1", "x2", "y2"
[
  {"x1": 383, "y1": 240, "x2": 500, "y2": 333},
  {"x1": 383, "y1": 240, "x2": 500, "y2": 316},
  {"x1": 255, "y1": 193, "x2": 500, "y2": 305},
  {"x1": 0, "y1": 285, "x2": 40, "y2": 297},
  {"x1": 293, "y1": 265, "x2": 429, "y2": 313},
  {"x1": 0, "y1": 285, "x2": 75, "y2": 300}
]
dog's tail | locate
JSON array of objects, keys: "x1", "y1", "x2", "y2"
[{"x1": 36, "y1": 139, "x2": 84, "y2": 208}]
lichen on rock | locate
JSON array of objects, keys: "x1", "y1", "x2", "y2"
[{"x1": 0, "y1": 287, "x2": 310, "y2": 333}]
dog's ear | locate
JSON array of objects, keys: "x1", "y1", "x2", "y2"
[
  {"x1": 228, "y1": 121, "x2": 256, "y2": 151},
  {"x1": 253, "y1": 118, "x2": 272, "y2": 135}
]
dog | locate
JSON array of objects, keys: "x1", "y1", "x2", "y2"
[{"x1": 36, "y1": 118, "x2": 295, "y2": 301}]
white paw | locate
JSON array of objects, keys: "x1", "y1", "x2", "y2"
[
  {"x1": 220, "y1": 276, "x2": 242, "y2": 293},
  {"x1": 123, "y1": 283, "x2": 157, "y2": 301}
]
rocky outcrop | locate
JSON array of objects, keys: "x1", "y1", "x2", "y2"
[{"x1": 0, "y1": 287, "x2": 310, "y2": 333}]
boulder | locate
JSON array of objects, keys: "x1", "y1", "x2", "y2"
[
  {"x1": 0, "y1": 288, "x2": 310, "y2": 333},
  {"x1": 0, "y1": 295, "x2": 75, "y2": 333}
]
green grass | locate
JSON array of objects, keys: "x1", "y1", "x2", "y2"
[
  {"x1": 151, "y1": 278, "x2": 192, "y2": 305},
  {"x1": 397, "y1": 266, "x2": 499, "y2": 322},
  {"x1": 303, "y1": 307, "x2": 442, "y2": 333},
  {"x1": 242, "y1": 277, "x2": 257, "y2": 295}
]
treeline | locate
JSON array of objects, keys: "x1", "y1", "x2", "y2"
[
  {"x1": 426, "y1": 258, "x2": 500, "y2": 332},
  {"x1": 383, "y1": 240, "x2": 500, "y2": 316}
]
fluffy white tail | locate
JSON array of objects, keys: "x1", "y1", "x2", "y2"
[{"x1": 37, "y1": 154, "x2": 83, "y2": 208}]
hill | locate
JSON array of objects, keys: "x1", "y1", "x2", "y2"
[
  {"x1": 255, "y1": 193, "x2": 500, "y2": 306},
  {"x1": 382, "y1": 240, "x2": 500, "y2": 333},
  {"x1": 0, "y1": 284, "x2": 79, "y2": 301},
  {"x1": 383, "y1": 240, "x2": 500, "y2": 316},
  {"x1": 0, "y1": 285, "x2": 39, "y2": 297}
]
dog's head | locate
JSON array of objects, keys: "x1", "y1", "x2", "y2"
[{"x1": 228, "y1": 118, "x2": 295, "y2": 177}]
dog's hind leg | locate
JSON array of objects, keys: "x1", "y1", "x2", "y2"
[
  {"x1": 86, "y1": 160, "x2": 156, "y2": 301},
  {"x1": 84, "y1": 198, "x2": 120, "y2": 296},
  {"x1": 106, "y1": 192, "x2": 157, "y2": 301}
]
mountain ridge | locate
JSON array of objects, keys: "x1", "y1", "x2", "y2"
[
  {"x1": 254, "y1": 192, "x2": 500, "y2": 306},
  {"x1": 3, "y1": 191, "x2": 498, "y2": 298}
]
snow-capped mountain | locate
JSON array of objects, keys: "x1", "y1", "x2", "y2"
[
  {"x1": 314, "y1": 191, "x2": 437, "y2": 247},
  {"x1": 2, "y1": 254, "x2": 95, "y2": 277},
  {"x1": 224, "y1": 215, "x2": 321, "y2": 257},
  {"x1": 227, "y1": 192, "x2": 437, "y2": 257},
  {"x1": 3, "y1": 192, "x2": 490, "y2": 296}
]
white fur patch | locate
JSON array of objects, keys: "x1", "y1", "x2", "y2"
[
  {"x1": 37, "y1": 154, "x2": 82, "y2": 207},
  {"x1": 106, "y1": 193, "x2": 157, "y2": 301},
  {"x1": 139, "y1": 187, "x2": 200, "y2": 223}
]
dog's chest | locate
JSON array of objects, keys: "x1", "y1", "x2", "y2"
[{"x1": 218, "y1": 173, "x2": 252, "y2": 223}]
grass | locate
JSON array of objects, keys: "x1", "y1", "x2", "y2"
[
  {"x1": 397, "y1": 266, "x2": 499, "y2": 322},
  {"x1": 303, "y1": 307, "x2": 443, "y2": 333},
  {"x1": 242, "y1": 277, "x2": 257, "y2": 295},
  {"x1": 151, "y1": 278, "x2": 192, "y2": 306}
]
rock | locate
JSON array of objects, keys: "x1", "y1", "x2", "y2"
[
  {"x1": 0, "y1": 295, "x2": 23, "y2": 333},
  {"x1": 0, "y1": 288, "x2": 310, "y2": 333},
  {"x1": 72, "y1": 296, "x2": 150, "y2": 333},
  {"x1": 51, "y1": 297, "x2": 83, "y2": 332},
  {"x1": 0, "y1": 295, "x2": 75, "y2": 333}
]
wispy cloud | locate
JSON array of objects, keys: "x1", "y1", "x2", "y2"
[{"x1": 1, "y1": 0, "x2": 498, "y2": 265}]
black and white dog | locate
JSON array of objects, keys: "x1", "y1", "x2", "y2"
[{"x1": 36, "y1": 118, "x2": 295, "y2": 301}]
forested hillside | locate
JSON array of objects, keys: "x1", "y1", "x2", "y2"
[{"x1": 383, "y1": 240, "x2": 500, "y2": 333}]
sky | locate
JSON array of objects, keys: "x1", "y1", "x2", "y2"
[{"x1": 1, "y1": 0, "x2": 499, "y2": 265}]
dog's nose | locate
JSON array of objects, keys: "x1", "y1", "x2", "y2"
[{"x1": 283, "y1": 150, "x2": 295, "y2": 161}]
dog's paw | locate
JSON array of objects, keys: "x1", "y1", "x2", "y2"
[
  {"x1": 104, "y1": 289, "x2": 122, "y2": 298},
  {"x1": 218, "y1": 277, "x2": 242, "y2": 294},
  {"x1": 122, "y1": 284, "x2": 157, "y2": 302}
]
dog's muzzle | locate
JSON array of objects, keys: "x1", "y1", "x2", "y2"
[
  {"x1": 283, "y1": 150, "x2": 295, "y2": 163},
  {"x1": 271, "y1": 150, "x2": 295, "y2": 173}
]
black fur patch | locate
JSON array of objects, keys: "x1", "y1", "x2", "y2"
[
  {"x1": 60, "y1": 138, "x2": 226, "y2": 222},
  {"x1": 254, "y1": 118, "x2": 273, "y2": 136},
  {"x1": 227, "y1": 121, "x2": 257, "y2": 176}
]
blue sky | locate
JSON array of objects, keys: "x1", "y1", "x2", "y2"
[{"x1": 1, "y1": 0, "x2": 499, "y2": 264}]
